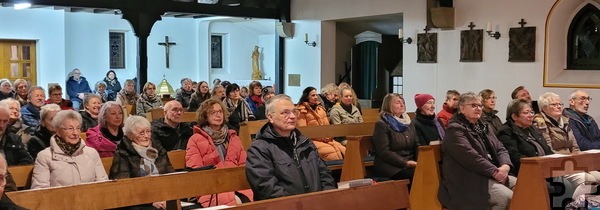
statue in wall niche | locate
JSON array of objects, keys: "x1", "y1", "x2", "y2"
[{"x1": 251, "y1": 46, "x2": 262, "y2": 80}]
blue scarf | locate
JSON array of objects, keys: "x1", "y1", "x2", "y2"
[{"x1": 382, "y1": 113, "x2": 409, "y2": 133}]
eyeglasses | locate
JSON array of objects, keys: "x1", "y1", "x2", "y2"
[
  {"x1": 577, "y1": 97, "x2": 592, "y2": 102},
  {"x1": 548, "y1": 103, "x2": 564, "y2": 108},
  {"x1": 520, "y1": 111, "x2": 535, "y2": 116},
  {"x1": 465, "y1": 103, "x2": 483, "y2": 109},
  {"x1": 277, "y1": 109, "x2": 300, "y2": 117},
  {"x1": 208, "y1": 110, "x2": 223, "y2": 116},
  {"x1": 17, "y1": 85, "x2": 27, "y2": 90},
  {"x1": 60, "y1": 127, "x2": 82, "y2": 133}
]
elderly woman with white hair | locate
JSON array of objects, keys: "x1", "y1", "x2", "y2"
[
  {"x1": 31, "y1": 110, "x2": 108, "y2": 189},
  {"x1": 86, "y1": 101, "x2": 124, "y2": 158},
  {"x1": 533, "y1": 92, "x2": 600, "y2": 187},
  {"x1": 136, "y1": 82, "x2": 162, "y2": 117},
  {"x1": 13, "y1": 79, "x2": 28, "y2": 107},
  {"x1": 110, "y1": 116, "x2": 173, "y2": 209},
  {"x1": 93, "y1": 81, "x2": 114, "y2": 103},
  {"x1": 0, "y1": 98, "x2": 33, "y2": 145},
  {"x1": 28, "y1": 104, "x2": 62, "y2": 160},
  {"x1": 0, "y1": 79, "x2": 14, "y2": 101},
  {"x1": 80, "y1": 94, "x2": 102, "y2": 132},
  {"x1": 116, "y1": 79, "x2": 139, "y2": 108}
]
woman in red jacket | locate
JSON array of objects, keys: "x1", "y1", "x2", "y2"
[{"x1": 185, "y1": 98, "x2": 252, "y2": 207}]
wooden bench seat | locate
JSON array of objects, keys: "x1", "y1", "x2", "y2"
[{"x1": 230, "y1": 180, "x2": 410, "y2": 210}]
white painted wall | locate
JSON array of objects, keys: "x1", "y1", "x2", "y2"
[
  {"x1": 0, "y1": 7, "x2": 66, "y2": 88},
  {"x1": 209, "y1": 21, "x2": 260, "y2": 84},
  {"x1": 259, "y1": 34, "x2": 276, "y2": 81},
  {"x1": 292, "y1": 0, "x2": 600, "y2": 120},
  {"x1": 284, "y1": 20, "x2": 321, "y2": 102}
]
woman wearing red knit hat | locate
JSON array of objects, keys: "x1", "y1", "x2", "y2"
[{"x1": 413, "y1": 94, "x2": 445, "y2": 145}]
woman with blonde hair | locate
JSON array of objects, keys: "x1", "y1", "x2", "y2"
[
  {"x1": 86, "y1": 101, "x2": 124, "y2": 157},
  {"x1": 136, "y1": 82, "x2": 162, "y2": 117}
]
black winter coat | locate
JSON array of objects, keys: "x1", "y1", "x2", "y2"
[
  {"x1": 80, "y1": 110, "x2": 98, "y2": 132},
  {"x1": 109, "y1": 136, "x2": 174, "y2": 179},
  {"x1": 245, "y1": 123, "x2": 336, "y2": 201},
  {"x1": 27, "y1": 125, "x2": 53, "y2": 160},
  {"x1": 1, "y1": 132, "x2": 33, "y2": 166},
  {"x1": 496, "y1": 120, "x2": 553, "y2": 176},
  {"x1": 151, "y1": 118, "x2": 193, "y2": 151}
]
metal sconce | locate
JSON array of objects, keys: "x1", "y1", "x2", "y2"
[
  {"x1": 398, "y1": 29, "x2": 412, "y2": 44},
  {"x1": 304, "y1": 33, "x2": 317, "y2": 47},
  {"x1": 486, "y1": 21, "x2": 501, "y2": 39}
]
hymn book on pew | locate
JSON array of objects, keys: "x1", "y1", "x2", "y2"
[{"x1": 337, "y1": 178, "x2": 374, "y2": 189}]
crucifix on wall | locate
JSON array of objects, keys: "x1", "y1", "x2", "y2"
[{"x1": 158, "y1": 36, "x2": 176, "y2": 68}]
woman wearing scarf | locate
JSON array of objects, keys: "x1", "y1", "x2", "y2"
[
  {"x1": 186, "y1": 98, "x2": 252, "y2": 207},
  {"x1": 86, "y1": 101, "x2": 124, "y2": 158},
  {"x1": 224, "y1": 83, "x2": 254, "y2": 133},
  {"x1": 329, "y1": 87, "x2": 364, "y2": 125},
  {"x1": 254, "y1": 86, "x2": 274, "y2": 120},
  {"x1": 175, "y1": 78, "x2": 194, "y2": 109},
  {"x1": 116, "y1": 79, "x2": 139, "y2": 108},
  {"x1": 80, "y1": 94, "x2": 102, "y2": 132},
  {"x1": 412, "y1": 93, "x2": 445, "y2": 146},
  {"x1": 188, "y1": 81, "x2": 211, "y2": 112},
  {"x1": 110, "y1": 116, "x2": 174, "y2": 210},
  {"x1": 438, "y1": 92, "x2": 515, "y2": 210},
  {"x1": 31, "y1": 110, "x2": 108, "y2": 189},
  {"x1": 372, "y1": 93, "x2": 418, "y2": 183},
  {"x1": 136, "y1": 82, "x2": 162, "y2": 117},
  {"x1": 28, "y1": 104, "x2": 61, "y2": 160},
  {"x1": 245, "y1": 81, "x2": 263, "y2": 114},
  {"x1": 297, "y1": 87, "x2": 345, "y2": 161},
  {"x1": 93, "y1": 81, "x2": 114, "y2": 103},
  {"x1": 104, "y1": 70, "x2": 121, "y2": 100}
]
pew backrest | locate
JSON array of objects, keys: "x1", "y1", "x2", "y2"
[
  {"x1": 410, "y1": 144, "x2": 442, "y2": 210},
  {"x1": 361, "y1": 108, "x2": 380, "y2": 123}
]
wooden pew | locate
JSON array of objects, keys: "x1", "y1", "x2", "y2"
[
  {"x1": 239, "y1": 120, "x2": 269, "y2": 149},
  {"x1": 7, "y1": 167, "x2": 250, "y2": 210},
  {"x1": 510, "y1": 152, "x2": 600, "y2": 210},
  {"x1": 410, "y1": 144, "x2": 443, "y2": 210},
  {"x1": 146, "y1": 108, "x2": 196, "y2": 122},
  {"x1": 8, "y1": 150, "x2": 188, "y2": 189},
  {"x1": 231, "y1": 180, "x2": 411, "y2": 210},
  {"x1": 361, "y1": 108, "x2": 380, "y2": 123}
]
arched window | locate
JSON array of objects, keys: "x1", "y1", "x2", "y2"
[{"x1": 567, "y1": 4, "x2": 600, "y2": 70}]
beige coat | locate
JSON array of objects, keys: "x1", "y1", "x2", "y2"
[
  {"x1": 31, "y1": 135, "x2": 108, "y2": 189},
  {"x1": 534, "y1": 112, "x2": 580, "y2": 154},
  {"x1": 329, "y1": 103, "x2": 363, "y2": 125}
]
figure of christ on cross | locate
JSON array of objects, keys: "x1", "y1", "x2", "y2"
[{"x1": 158, "y1": 36, "x2": 176, "y2": 68}]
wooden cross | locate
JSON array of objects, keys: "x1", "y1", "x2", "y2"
[
  {"x1": 424, "y1": 26, "x2": 431, "y2": 34},
  {"x1": 158, "y1": 36, "x2": 176, "y2": 68},
  {"x1": 468, "y1": 22, "x2": 476, "y2": 30},
  {"x1": 518, "y1": 19, "x2": 527, "y2": 28}
]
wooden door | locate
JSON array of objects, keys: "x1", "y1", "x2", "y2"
[{"x1": 0, "y1": 40, "x2": 37, "y2": 85}]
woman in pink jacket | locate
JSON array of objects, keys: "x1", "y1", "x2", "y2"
[
  {"x1": 186, "y1": 98, "x2": 253, "y2": 207},
  {"x1": 86, "y1": 101, "x2": 124, "y2": 157}
]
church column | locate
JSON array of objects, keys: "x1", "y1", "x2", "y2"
[{"x1": 121, "y1": 10, "x2": 163, "y2": 92}]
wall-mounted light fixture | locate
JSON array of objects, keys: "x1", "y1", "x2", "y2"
[
  {"x1": 14, "y1": 3, "x2": 31, "y2": 10},
  {"x1": 398, "y1": 29, "x2": 412, "y2": 44},
  {"x1": 486, "y1": 21, "x2": 501, "y2": 40},
  {"x1": 304, "y1": 33, "x2": 317, "y2": 47}
]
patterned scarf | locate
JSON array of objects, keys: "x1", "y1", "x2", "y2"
[
  {"x1": 250, "y1": 95, "x2": 263, "y2": 107},
  {"x1": 105, "y1": 77, "x2": 118, "y2": 87},
  {"x1": 94, "y1": 90, "x2": 109, "y2": 102},
  {"x1": 141, "y1": 92, "x2": 159, "y2": 103},
  {"x1": 131, "y1": 141, "x2": 159, "y2": 176},
  {"x1": 119, "y1": 89, "x2": 138, "y2": 105},
  {"x1": 202, "y1": 125, "x2": 229, "y2": 161},
  {"x1": 382, "y1": 113, "x2": 410, "y2": 133},
  {"x1": 224, "y1": 98, "x2": 254, "y2": 121},
  {"x1": 55, "y1": 136, "x2": 81, "y2": 156}
]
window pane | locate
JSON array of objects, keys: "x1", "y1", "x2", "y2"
[
  {"x1": 22, "y1": 63, "x2": 31, "y2": 78},
  {"x1": 10, "y1": 45, "x2": 18, "y2": 60},
  {"x1": 22, "y1": 45, "x2": 30, "y2": 60},
  {"x1": 10, "y1": 63, "x2": 18, "y2": 77},
  {"x1": 397, "y1": 77, "x2": 403, "y2": 85}
]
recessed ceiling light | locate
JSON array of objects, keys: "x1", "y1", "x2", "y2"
[{"x1": 14, "y1": 3, "x2": 31, "y2": 10}]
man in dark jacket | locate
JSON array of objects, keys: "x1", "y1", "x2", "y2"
[
  {"x1": 563, "y1": 89, "x2": 600, "y2": 151},
  {"x1": 66, "y1": 68, "x2": 92, "y2": 110},
  {"x1": 151, "y1": 101, "x2": 193, "y2": 151},
  {"x1": 245, "y1": 94, "x2": 336, "y2": 201}
]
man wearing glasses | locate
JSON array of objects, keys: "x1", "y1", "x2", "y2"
[
  {"x1": 563, "y1": 90, "x2": 600, "y2": 151},
  {"x1": 151, "y1": 100, "x2": 193, "y2": 151},
  {"x1": 245, "y1": 94, "x2": 336, "y2": 201}
]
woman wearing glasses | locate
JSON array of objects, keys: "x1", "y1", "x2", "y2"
[
  {"x1": 533, "y1": 92, "x2": 600, "y2": 187},
  {"x1": 110, "y1": 116, "x2": 173, "y2": 209},
  {"x1": 86, "y1": 101, "x2": 125, "y2": 158},
  {"x1": 438, "y1": 92, "x2": 515, "y2": 210},
  {"x1": 185, "y1": 98, "x2": 252, "y2": 207},
  {"x1": 31, "y1": 110, "x2": 108, "y2": 189}
]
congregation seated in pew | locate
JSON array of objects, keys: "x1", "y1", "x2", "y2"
[
  {"x1": 254, "y1": 86, "x2": 275, "y2": 120},
  {"x1": 175, "y1": 78, "x2": 194, "y2": 109},
  {"x1": 187, "y1": 81, "x2": 211, "y2": 112},
  {"x1": 563, "y1": 89, "x2": 600, "y2": 150},
  {"x1": 20, "y1": 86, "x2": 45, "y2": 128},
  {"x1": 224, "y1": 83, "x2": 255, "y2": 134},
  {"x1": 79, "y1": 94, "x2": 101, "y2": 132},
  {"x1": 186, "y1": 98, "x2": 253, "y2": 207},
  {"x1": 412, "y1": 93, "x2": 445, "y2": 146},
  {"x1": 151, "y1": 100, "x2": 193, "y2": 151},
  {"x1": 296, "y1": 87, "x2": 345, "y2": 161},
  {"x1": 86, "y1": 101, "x2": 124, "y2": 158},
  {"x1": 246, "y1": 94, "x2": 336, "y2": 201},
  {"x1": 116, "y1": 79, "x2": 140, "y2": 110},
  {"x1": 372, "y1": 93, "x2": 418, "y2": 183},
  {"x1": 27, "y1": 104, "x2": 61, "y2": 160},
  {"x1": 45, "y1": 83, "x2": 74, "y2": 110},
  {"x1": 32, "y1": 110, "x2": 108, "y2": 189},
  {"x1": 329, "y1": 87, "x2": 363, "y2": 126},
  {"x1": 110, "y1": 116, "x2": 173, "y2": 210}
]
